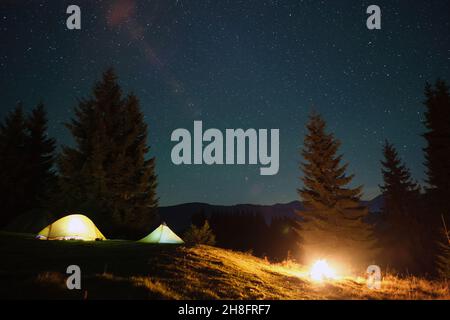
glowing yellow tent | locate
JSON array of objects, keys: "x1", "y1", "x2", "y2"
[
  {"x1": 36, "y1": 214, "x2": 106, "y2": 241},
  {"x1": 139, "y1": 223, "x2": 184, "y2": 244}
]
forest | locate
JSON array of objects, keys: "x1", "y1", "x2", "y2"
[{"x1": 1, "y1": 68, "x2": 449, "y2": 278}]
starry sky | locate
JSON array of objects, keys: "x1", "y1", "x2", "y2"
[{"x1": 1, "y1": 0, "x2": 449, "y2": 206}]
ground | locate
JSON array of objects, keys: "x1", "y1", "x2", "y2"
[{"x1": 0, "y1": 232, "x2": 448, "y2": 299}]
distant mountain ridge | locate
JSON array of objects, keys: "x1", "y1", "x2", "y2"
[
  {"x1": 159, "y1": 195, "x2": 384, "y2": 232},
  {"x1": 4, "y1": 195, "x2": 384, "y2": 234}
]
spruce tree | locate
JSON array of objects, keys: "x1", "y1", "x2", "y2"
[
  {"x1": 298, "y1": 112, "x2": 377, "y2": 269},
  {"x1": 422, "y1": 79, "x2": 450, "y2": 275},
  {"x1": 380, "y1": 140, "x2": 420, "y2": 216},
  {"x1": 25, "y1": 102, "x2": 56, "y2": 211},
  {"x1": 0, "y1": 104, "x2": 28, "y2": 228},
  {"x1": 379, "y1": 140, "x2": 424, "y2": 273},
  {"x1": 59, "y1": 68, "x2": 158, "y2": 238},
  {"x1": 0, "y1": 103, "x2": 56, "y2": 229},
  {"x1": 423, "y1": 79, "x2": 450, "y2": 219}
]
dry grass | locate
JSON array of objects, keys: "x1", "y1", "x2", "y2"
[
  {"x1": 28, "y1": 245, "x2": 447, "y2": 300},
  {"x1": 164, "y1": 245, "x2": 450, "y2": 300},
  {"x1": 0, "y1": 232, "x2": 449, "y2": 299}
]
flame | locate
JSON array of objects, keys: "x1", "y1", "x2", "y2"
[{"x1": 309, "y1": 259, "x2": 338, "y2": 282}]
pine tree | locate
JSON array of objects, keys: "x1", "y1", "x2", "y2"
[
  {"x1": 379, "y1": 140, "x2": 424, "y2": 273},
  {"x1": 423, "y1": 79, "x2": 450, "y2": 219},
  {"x1": 298, "y1": 112, "x2": 377, "y2": 269},
  {"x1": 58, "y1": 68, "x2": 158, "y2": 238},
  {"x1": 25, "y1": 102, "x2": 56, "y2": 211},
  {"x1": 0, "y1": 104, "x2": 28, "y2": 228}
]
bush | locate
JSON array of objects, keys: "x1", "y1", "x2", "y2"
[{"x1": 184, "y1": 221, "x2": 216, "y2": 246}]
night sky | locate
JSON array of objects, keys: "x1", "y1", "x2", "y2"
[{"x1": 1, "y1": 0, "x2": 449, "y2": 206}]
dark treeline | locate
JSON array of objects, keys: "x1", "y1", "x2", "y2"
[
  {"x1": 378, "y1": 79, "x2": 450, "y2": 277},
  {"x1": 189, "y1": 210, "x2": 298, "y2": 261}
]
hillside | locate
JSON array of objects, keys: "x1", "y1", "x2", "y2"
[{"x1": 0, "y1": 232, "x2": 448, "y2": 300}]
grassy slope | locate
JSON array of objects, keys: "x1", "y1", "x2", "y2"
[{"x1": 0, "y1": 232, "x2": 448, "y2": 300}]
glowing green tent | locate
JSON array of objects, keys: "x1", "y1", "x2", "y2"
[
  {"x1": 36, "y1": 214, "x2": 106, "y2": 241},
  {"x1": 139, "y1": 223, "x2": 184, "y2": 244}
]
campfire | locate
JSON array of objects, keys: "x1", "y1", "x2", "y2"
[{"x1": 309, "y1": 259, "x2": 339, "y2": 282}]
